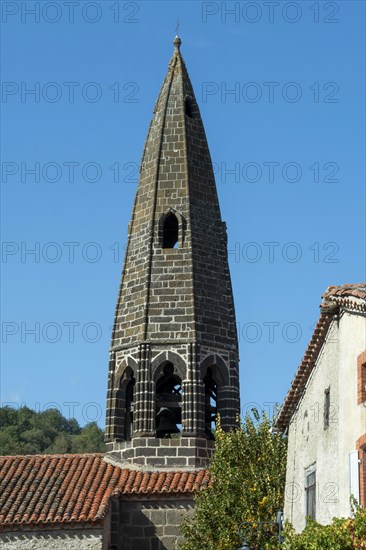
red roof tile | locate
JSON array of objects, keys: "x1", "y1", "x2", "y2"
[
  {"x1": 0, "y1": 454, "x2": 209, "y2": 529},
  {"x1": 276, "y1": 284, "x2": 366, "y2": 430},
  {"x1": 324, "y1": 284, "x2": 366, "y2": 302}
]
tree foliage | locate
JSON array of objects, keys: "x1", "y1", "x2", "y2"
[
  {"x1": 180, "y1": 409, "x2": 287, "y2": 550},
  {"x1": 180, "y1": 409, "x2": 366, "y2": 549},
  {"x1": 283, "y1": 503, "x2": 366, "y2": 549},
  {"x1": 0, "y1": 406, "x2": 105, "y2": 455}
]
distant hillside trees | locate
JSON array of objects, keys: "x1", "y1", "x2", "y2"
[{"x1": 0, "y1": 406, "x2": 106, "y2": 455}]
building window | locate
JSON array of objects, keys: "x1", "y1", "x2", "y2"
[
  {"x1": 324, "y1": 387, "x2": 330, "y2": 429},
  {"x1": 162, "y1": 213, "x2": 179, "y2": 249},
  {"x1": 305, "y1": 466, "x2": 316, "y2": 521},
  {"x1": 357, "y1": 352, "x2": 366, "y2": 405}
]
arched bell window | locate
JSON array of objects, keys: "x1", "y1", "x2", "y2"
[
  {"x1": 162, "y1": 213, "x2": 179, "y2": 249},
  {"x1": 124, "y1": 377, "x2": 135, "y2": 441},
  {"x1": 155, "y1": 362, "x2": 182, "y2": 437},
  {"x1": 116, "y1": 367, "x2": 135, "y2": 442},
  {"x1": 203, "y1": 367, "x2": 218, "y2": 440}
]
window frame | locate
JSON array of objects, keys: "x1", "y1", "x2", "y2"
[
  {"x1": 162, "y1": 213, "x2": 179, "y2": 249},
  {"x1": 305, "y1": 464, "x2": 317, "y2": 521},
  {"x1": 357, "y1": 352, "x2": 366, "y2": 405},
  {"x1": 159, "y1": 209, "x2": 185, "y2": 250}
]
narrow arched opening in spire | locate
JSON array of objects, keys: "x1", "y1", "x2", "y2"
[
  {"x1": 184, "y1": 97, "x2": 194, "y2": 118},
  {"x1": 184, "y1": 96, "x2": 195, "y2": 118},
  {"x1": 162, "y1": 213, "x2": 179, "y2": 249}
]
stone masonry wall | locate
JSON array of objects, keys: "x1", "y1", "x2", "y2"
[
  {"x1": 106, "y1": 436, "x2": 214, "y2": 468},
  {"x1": 0, "y1": 528, "x2": 107, "y2": 550},
  {"x1": 112, "y1": 497, "x2": 194, "y2": 550}
]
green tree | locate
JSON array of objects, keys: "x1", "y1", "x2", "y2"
[
  {"x1": 0, "y1": 406, "x2": 106, "y2": 455},
  {"x1": 180, "y1": 409, "x2": 287, "y2": 550},
  {"x1": 0, "y1": 406, "x2": 19, "y2": 427},
  {"x1": 49, "y1": 433, "x2": 73, "y2": 454},
  {"x1": 0, "y1": 425, "x2": 23, "y2": 455},
  {"x1": 70, "y1": 422, "x2": 106, "y2": 453}
]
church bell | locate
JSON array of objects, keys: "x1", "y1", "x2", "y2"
[{"x1": 156, "y1": 407, "x2": 180, "y2": 438}]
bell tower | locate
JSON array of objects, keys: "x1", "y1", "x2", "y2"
[{"x1": 105, "y1": 36, "x2": 240, "y2": 468}]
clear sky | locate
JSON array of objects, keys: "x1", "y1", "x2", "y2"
[{"x1": 1, "y1": 1, "x2": 365, "y2": 428}]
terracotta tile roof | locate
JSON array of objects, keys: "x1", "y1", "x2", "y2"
[
  {"x1": 276, "y1": 284, "x2": 366, "y2": 430},
  {"x1": 0, "y1": 454, "x2": 209, "y2": 530},
  {"x1": 322, "y1": 284, "x2": 366, "y2": 311}
]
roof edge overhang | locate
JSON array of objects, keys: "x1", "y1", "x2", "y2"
[
  {"x1": 0, "y1": 518, "x2": 105, "y2": 533},
  {"x1": 275, "y1": 284, "x2": 366, "y2": 431}
]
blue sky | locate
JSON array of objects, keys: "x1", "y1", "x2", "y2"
[{"x1": 1, "y1": 1, "x2": 365, "y2": 427}]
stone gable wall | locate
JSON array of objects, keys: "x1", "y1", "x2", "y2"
[{"x1": 111, "y1": 497, "x2": 194, "y2": 550}]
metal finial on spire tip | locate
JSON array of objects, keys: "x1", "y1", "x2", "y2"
[{"x1": 174, "y1": 19, "x2": 181, "y2": 51}]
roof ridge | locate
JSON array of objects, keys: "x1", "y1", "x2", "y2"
[{"x1": 0, "y1": 453, "x2": 104, "y2": 459}]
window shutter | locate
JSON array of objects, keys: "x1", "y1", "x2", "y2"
[{"x1": 349, "y1": 450, "x2": 360, "y2": 505}]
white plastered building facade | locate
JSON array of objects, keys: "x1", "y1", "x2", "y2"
[{"x1": 276, "y1": 285, "x2": 366, "y2": 532}]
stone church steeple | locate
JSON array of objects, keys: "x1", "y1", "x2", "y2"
[{"x1": 105, "y1": 37, "x2": 240, "y2": 468}]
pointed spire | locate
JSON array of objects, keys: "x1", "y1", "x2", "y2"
[{"x1": 105, "y1": 38, "x2": 240, "y2": 459}]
